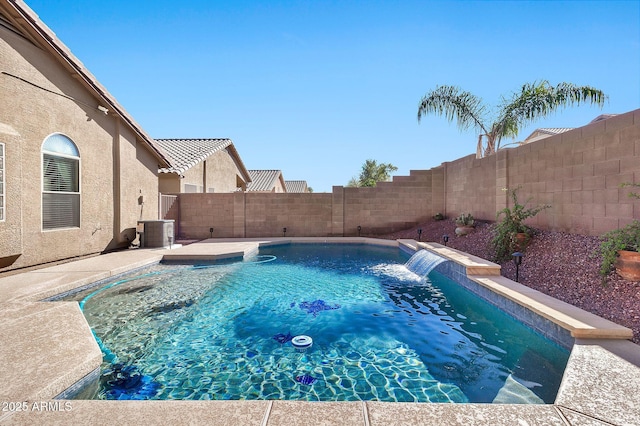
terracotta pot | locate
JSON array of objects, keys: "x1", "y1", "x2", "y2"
[
  {"x1": 614, "y1": 250, "x2": 640, "y2": 281},
  {"x1": 514, "y1": 232, "x2": 530, "y2": 251},
  {"x1": 455, "y1": 225, "x2": 475, "y2": 236}
]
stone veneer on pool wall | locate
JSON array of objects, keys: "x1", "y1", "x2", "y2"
[{"x1": 172, "y1": 109, "x2": 640, "y2": 239}]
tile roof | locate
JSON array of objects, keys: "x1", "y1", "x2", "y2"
[
  {"x1": 590, "y1": 114, "x2": 618, "y2": 123},
  {"x1": 535, "y1": 128, "x2": 575, "y2": 135},
  {"x1": 247, "y1": 170, "x2": 284, "y2": 192},
  {"x1": 156, "y1": 139, "x2": 251, "y2": 183},
  {"x1": 285, "y1": 180, "x2": 308, "y2": 193},
  {"x1": 516, "y1": 114, "x2": 619, "y2": 147},
  {"x1": 523, "y1": 128, "x2": 574, "y2": 144}
]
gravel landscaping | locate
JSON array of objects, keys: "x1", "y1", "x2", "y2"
[{"x1": 378, "y1": 220, "x2": 640, "y2": 344}]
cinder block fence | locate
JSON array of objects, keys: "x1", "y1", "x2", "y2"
[{"x1": 168, "y1": 109, "x2": 640, "y2": 239}]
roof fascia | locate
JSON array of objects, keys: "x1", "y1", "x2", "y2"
[{"x1": 226, "y1": 143, "x2": 252, "y2": 183}]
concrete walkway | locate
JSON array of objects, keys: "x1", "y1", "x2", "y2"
[{"x1": 1, "y1": 238, "x2": 639, "y2": 425}]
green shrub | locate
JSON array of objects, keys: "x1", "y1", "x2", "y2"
[
  {"x1": 599, "y1": 220, "x2": 640, "y2": 280},
  {"x1": 491, "y1": 187, "x2": 551, "y2": 261},
  {"x1": 433, "y1": 213, "x2": 445, "y2": 221},
  {"x1": 455, "y1": 213, "x2": 475, "y2": 226}
]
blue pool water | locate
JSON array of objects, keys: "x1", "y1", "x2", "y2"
[{"x1": 72, "y1": 244, "x2": 569, "y2": 403}]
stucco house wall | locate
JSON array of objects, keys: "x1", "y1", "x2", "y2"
[
  {"x1": 204, "y1": 148, "x2": 247, "y2": 192},
  {"x1": 180, "y1": 150, "x2": 245, "y2": 192},
  {"x1": 273, "y1": 178, "x2": 286, "y2": 193},
  {"x1": 0, "y1": 3, "x2": 167, "y2": 272},
  {"x1": 158, "y1": 173, "x2": 181, "y2": 194},
  {"x1": 181, "y1": 161, "x2": 206, "y2": 193}
]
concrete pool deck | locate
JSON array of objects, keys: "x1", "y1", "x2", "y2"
[{"x1": 1, "y1": 237, "x2": 639, "y2": 425}]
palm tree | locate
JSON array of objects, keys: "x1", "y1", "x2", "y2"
[
  {"x1": 417, "y1": 81, "x2": 607, "y2": 158},
  {"x1": 347, "y1": 159, "x2": 398, "y2": 187}
]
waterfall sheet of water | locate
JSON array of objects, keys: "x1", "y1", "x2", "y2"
[{"x1": 405, "y1": 249, "x2": 449, "y2": 278}]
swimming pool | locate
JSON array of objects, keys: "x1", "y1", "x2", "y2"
[{"x1": 70, "y1": 243, "x2": 569, "y2": 403}]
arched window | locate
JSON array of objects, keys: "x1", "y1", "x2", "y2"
[{"x1": 42, "y1": 133, "x2": 80, "y2": 229}]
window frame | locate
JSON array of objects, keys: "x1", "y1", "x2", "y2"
[{"x1": 41, "y1": 133, "x2": 81, "y2": 231}]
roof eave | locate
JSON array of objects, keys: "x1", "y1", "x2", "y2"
[
  {"x1": 227, "y1": 144, "x2": 252, "y2": 183},
  {"x1": 6, "y1": 0, "x2": 171, "y2": 168}
]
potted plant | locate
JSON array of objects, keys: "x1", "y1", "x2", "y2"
[
  {"x1": 455, "y1": 213, "x2": 475, "y2": 236},
  {"x1": 599, "y1": 183, "x2": 640, "y2": 282},
  {"x1": 491, "y1": 187, "x2": 551, "y2": 261},
  {"x1": 599, "y1": 220, "x2": 640, "y2": 282}
]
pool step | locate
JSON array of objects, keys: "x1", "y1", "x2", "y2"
[{"x1": 492, "y1": 375, "x2": 544, "y2": 404}]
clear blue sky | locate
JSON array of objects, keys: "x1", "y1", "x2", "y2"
[{"x1": 26, "y1": 0, "x2": 640, "y2": 192}]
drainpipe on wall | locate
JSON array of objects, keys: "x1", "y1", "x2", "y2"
[{"x1": 113, "y1": 116, "x2": 121, "y2": 243}]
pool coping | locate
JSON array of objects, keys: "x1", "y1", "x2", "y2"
[
  {"x1": 1, "y1": 237, "x2": 639, "y2": 425},
  {"x1": 408, "y1": 241, "x2": 634, "y2": 341}
]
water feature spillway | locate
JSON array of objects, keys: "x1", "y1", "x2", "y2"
[{"x1": 405, "y1": 249, "x2": 449, "y2": 278}]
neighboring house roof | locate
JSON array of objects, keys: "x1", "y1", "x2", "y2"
[
  {"x1": 285, "y1": 180, "x2": 309, "y2": 193},
  {"x1": 155, "y1": 138, "x2": 251, "y2": 183},
  {"x1": 521, "y1": 114, "x2": 619, "y2": 145},
  {"x1": 522, "y1": 128, "x2": 574, "y2": 144},
  {"x1": 247, "y1": 170, "x2": 286, "y2": 192},
  {"x1": 1, "y1": 1, "x2": 171, "y2": 168},
  {"x1": 590, "y1": 114, "x2": 618, "y2": 123}
]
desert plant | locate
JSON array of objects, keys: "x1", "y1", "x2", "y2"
[
  {"x1": 621, "y1": 182, "x2": 640, "y2": 199},
  {"x1": 347, "y1": 159, "x2": 398, "y2": 187},
  {"x1": 599, "y1": 220, "x2": 640, "y2": 280},
  {"x1": 433, "y1": 212, "x2": 445, "y2": 221},
  {"x1": 491, "y1": 187, "x2": 551, "y2": 261},
  {"x1": 455, "y1": 213, "x2": 475, "y2": 227}
]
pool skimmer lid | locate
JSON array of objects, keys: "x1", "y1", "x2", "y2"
[{"x1": 291, "y1": 335, "x2": 313, "y2": 351}]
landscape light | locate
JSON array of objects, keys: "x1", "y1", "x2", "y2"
[
  {"x1": 443, "y1": 234, "x2": 449, "y2": 246},
  {"x1": 512, "y1": 252, "x2": 523, "y2": 282}
]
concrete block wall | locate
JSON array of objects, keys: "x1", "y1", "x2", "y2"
[
  {"x1": 179, "y1": 193, "x2": 238, "y2": 238},
  {"x1": 500, "y1": 110, "x2": 640, "y2": 235},
  {"x1": 245, "y1": 193, "x2": 334, "y2": 237},
  {"x1": 443, "y1": 154, "x2": 499, "y2": 222},
  {"x1": 174, "y1": 109, "x2": 639, "y2": 239},
  {"x1": 176, "y1": 169, "x2": 437, "y2": 238},
  {"x1": 343, "y1": 169, "x2": 435, "y2": 236}
]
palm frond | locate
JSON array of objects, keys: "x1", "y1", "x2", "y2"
[
  {"x1": 493, "y1": 81, "x2": 607, "y2": 149},
  {"x1": 417, "y1": 85, "x2": 489, "y2": 134}
]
